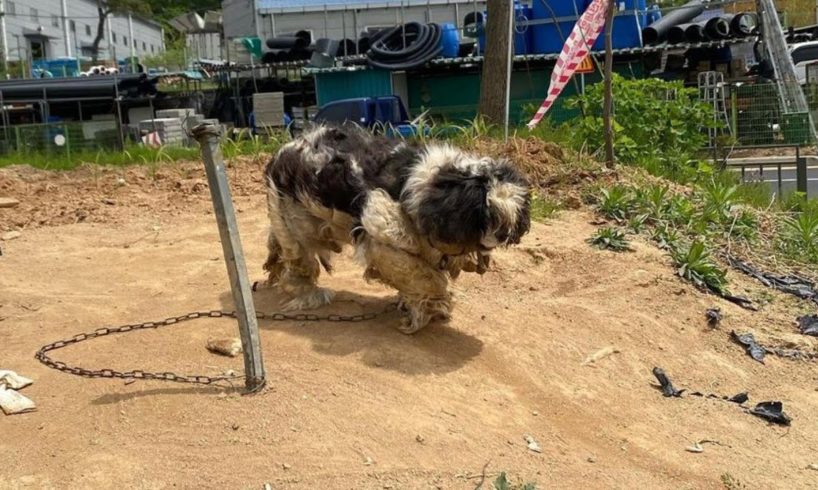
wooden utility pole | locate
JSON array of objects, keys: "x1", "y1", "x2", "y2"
[
  {"x1": 602, "y1": 0, "x2": 615, "y2": 168},
  {"x1": 478, "y1": 0, "x2": 512, "y2": 125}
]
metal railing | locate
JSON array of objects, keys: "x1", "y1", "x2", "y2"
[{"x1": 723, "y1": 144, "x2": 812, "y2": 199}]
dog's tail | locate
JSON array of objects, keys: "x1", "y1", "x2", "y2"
[{"x1": 401, "y1": 144, "x2": 531, "y2": 254}]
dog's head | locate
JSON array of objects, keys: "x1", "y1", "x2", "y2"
[{"x1": 401, "y1": 144, "x2": 531, "y2": 255}]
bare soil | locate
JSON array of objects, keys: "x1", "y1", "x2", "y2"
[{"x1": 2, "y1": 158, "x2": 818, "y2": 489}]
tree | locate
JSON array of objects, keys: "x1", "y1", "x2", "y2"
[
  {"x1": 478, "y1": 0, "x2": 512, "y2": 125},
  {"x1": 90, "y1": 0, "x2": 151, "y2": 62}
]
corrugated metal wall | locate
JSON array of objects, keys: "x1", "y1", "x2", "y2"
[{"x1": 314, "y1": 70, "x2": 393, "y2": 106}]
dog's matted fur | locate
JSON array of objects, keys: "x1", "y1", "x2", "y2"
[{"x1": 263, "y1": 124, "x2": 531, "y2": 334}]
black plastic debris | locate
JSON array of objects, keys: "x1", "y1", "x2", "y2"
[
  {"x1": 706, "y1": 308, "x2": 723, "y2": 327},
  {"x1": 797, "y1": 315, "x2": 818, "y2": 337},
  {"x1": 722, "y1": 294, "x2": 757, "y2": 311},
  {"x1": 652, "y1": 367, "x2": 684, "y2": 397},
  {"x1": 731, "y1": 331, "x2": 766, "y2": 363},
  {"x1": 727, "y1": 255, "x2": 818, "y2": 303},
  {"x1": 728, "y1": 392, "x2": 749, "y2": 404},
  {"x1": 750, "y1": 401, "x2": 792, "y2": 426}
]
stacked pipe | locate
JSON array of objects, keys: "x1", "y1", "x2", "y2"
[
  {"x1": 643, "y1": 0, "x2": 758, "y2": 46},
  {"x1": 262, "y1": 30, "x2": 314, "y2": 63},
  {"x1": 366, "y1": 22, "x2": 443, "y2": 71},
  {"x1": 0, "y1": 74, "x2": 158, "y2": 101}
]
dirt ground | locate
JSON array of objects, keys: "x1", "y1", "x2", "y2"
[{"x1": 2, "y1": 160, "x2": 818, "y2": 490}]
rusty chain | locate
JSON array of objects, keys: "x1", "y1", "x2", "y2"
[{"x1": 35, "y1": 306, "x2": 395, "y2": 386}]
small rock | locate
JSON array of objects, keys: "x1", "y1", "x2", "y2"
[
  {"x1": 124, "y1": 378, "x2": 136, "y2": 386},
  {"x1": 587, "y1": 456, "x2": 596, "y2": 463},
  {"x1": 685, "y1": 442, "x2": 704, "y2": 453},
  {"x1": 363, "y1": 456, "x2": 374, "y2": 466},
  {"x1": 0, "y1": 197, "x2": 20, "y2": 208},
  {"x1": 415, "y1": 434, "x2": 425, "y2": 444},
  {"x1": 102, "y1": 198, "x2": 116, "y2": 206},
  {"x1": 116, "y1": 178, "x2": 127, "y2": 187},
  {"x1": 1, "y1": 231, "x2": 21, "y2": 241},
  {"x1": 532, "y1": 411, "x2": 539, "y2": 416},
  {"x1": 524, "y1": 435, "x2": 542, "y2": 453},
  {"x1": 282, "y1": 463, "x2": 291, "y2": 470},
  {"x1": 263, "y1": 483, "x2": 272, "y2": 490},
  {"x1": 807, "y1": 463, "x2": 818, "y2": 471},
  {"x1": 231, "y1": 423, "x2": 240, "y2": 431},
  {"x1": 206, "y1": 338, "x2": 242, "y2": 357}
]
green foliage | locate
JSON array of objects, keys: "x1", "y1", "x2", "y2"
[
  {"x1": 567, "y1": 75, "x2": 717, "y2": 179},
  {"x1": 530, "y1": 193, "x2": 561, "y2": 222},
  {"x1": 597, "y1": 184, "x2": 634, "y2": 221},
  {"x1": 142, "y1": 37, "x2": 188, "y2": 70},
  {"x1": 493, "y1": 472, "x2": 537, "y2": 490},
  {"x1": 672, "y1": 240, "x2": 728, "y2": 295},
  {"x1": 778, "y1": 210, "x2": 818, "y2": 263},
  {"x1": 588, "y1": 227, "x2": 632, "y2": 252}
]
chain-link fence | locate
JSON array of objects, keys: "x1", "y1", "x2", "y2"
[
  {"x1": 0, "y1": 121, "x2": 122, "y2": 157},
  {"x1": 714, "y1": 81, "x2": 817, "y2": 147}
]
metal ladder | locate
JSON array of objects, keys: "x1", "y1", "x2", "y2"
[{"x1": 698, "y1": 71, "x2": 732, "y2": 144}]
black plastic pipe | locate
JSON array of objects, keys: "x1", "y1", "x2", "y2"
[
  {"x1": 367, "y1": 22, "x2": 443, "y2": 70},
  {"x1": 704, "y1": 17, "x2": 731, "y2": 39},
  {"x1": 266, "y1": 36, "x2": 308, "y2": 50},
  {"x1": 668, "y1": 23, "x2": 704, "y2": 44},
  {"x1": 728, "y1": 12, "x2": 758, "y2": 36},
  {"x1": 642, "y1": 0, "x2": 705, "y2": 45}
]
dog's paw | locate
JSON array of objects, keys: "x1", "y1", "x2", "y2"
[
  {"x1": 282, "y1": 288, "x2": 335, "y2": 311},
  {"x1": 396, "y1": 316, "x2": 423, "y2": 335}
]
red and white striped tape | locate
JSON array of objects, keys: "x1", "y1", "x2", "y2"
[
  {"x1": 527, "y1": 0, "x2": 610, "y2": 129},
  {"x1": 142, "y1": 131, "x2": 163, "y2": 148}
]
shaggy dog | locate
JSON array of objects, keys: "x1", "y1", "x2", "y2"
[{"x1": 263, "y1": 124, "x2": 531, "y2": 334}]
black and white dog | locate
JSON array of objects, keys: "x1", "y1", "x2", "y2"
[{"x1": 263, "y1": 124, "x2": 531, "y2": 334}]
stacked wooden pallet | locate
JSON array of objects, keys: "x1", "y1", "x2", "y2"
[{"x1": 253, "y1": 92, "x2": 285, "y2": 128}]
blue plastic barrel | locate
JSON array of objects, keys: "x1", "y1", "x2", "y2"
[
  {"x1": 646, "y1": 4, "x2": 662, "y2": 25},
  {"x1": 531, "y1": 0, "x2": 585, "y2": 54},
  {"x1": 440, "y1": 23, "x2": 460, "y2": 58},
  {"x1": 589, "y1": 0, "x2": 647, "y2": 51},
  {"x1": 478, "y1": 2, "x2": 534, "y2": 55}
]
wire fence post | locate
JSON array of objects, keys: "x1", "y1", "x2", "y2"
[
  {"x1": 193, "y1": 123, "x2": 266, "y2": 394},
  {"x1": 796, "y1": 145, "x2": 808, "y2": 197}
]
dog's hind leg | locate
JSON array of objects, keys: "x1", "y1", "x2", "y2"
[{"x1": 263, "y1": 229, "x2": 285, "y2": 286}]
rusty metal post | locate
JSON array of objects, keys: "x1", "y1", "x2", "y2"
[{"x1": 193, "y1": 123, "x2": 266, "y2": 393}]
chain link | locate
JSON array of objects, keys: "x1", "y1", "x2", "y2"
[{"x1": 35, "y1": 306, "x2": 395, "y2": 386}]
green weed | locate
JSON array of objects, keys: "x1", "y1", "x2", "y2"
[
  {"x1": 588, "y1": 227, "x2": 632, "y2": 252},
  {"x1": 672, "y1": 240, "x2": 728, "y2": 294},
  {"x1": 598, "y1": 185, "x2": 634, "y2": 221},
  {"x1": 530, "y1": 193, "x2": 561, "y2": 222},
  {"x1": 493, "y1": 472, "x2": 537, "y2": 490}
]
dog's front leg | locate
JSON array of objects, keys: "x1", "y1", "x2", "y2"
[{"x1": 362, "y1": 240, "x2": 451, "y2": 334}]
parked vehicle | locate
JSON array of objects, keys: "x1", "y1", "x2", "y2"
[
  {"x1": 302, "y1": 95, "x2": 420, "y2": 137},
  {"x1": 791, "y1": 41, "x2": 818, "y2": 84}
]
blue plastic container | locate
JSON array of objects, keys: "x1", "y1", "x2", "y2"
[
  {"x1": 646, "y1": 4, "x2": 662, "y2": 25},
  {"x1": 590, "y1": 0, "x2": 647, "y2": 51},
  {"x1": 440, "y1": 23, "x2": 460, "y2": 58},
  {"x1": 531, "y1": 0, "x2": 585, "y2": 54},
  {"x1": 477, "y1": 2, "x2": 534, "y2": 55}
]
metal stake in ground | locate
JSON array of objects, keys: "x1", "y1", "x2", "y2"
[{"x1": 193, "y1": 123, "x2": 266, "y2": 393}]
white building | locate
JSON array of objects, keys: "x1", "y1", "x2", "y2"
[
  {"x1": 0, "y1": 0, "x2": 165, "y2": 62},
  {"x1": 223, "y1": 0, "x2": 486, "y2": 48}
]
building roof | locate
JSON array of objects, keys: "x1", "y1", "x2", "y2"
[
  {"x1": 258, "y1": 0, "x2": 484, "y2": 14},
  {"x1": 301, "y1": 37, "x2": 755, "y2": 74}
]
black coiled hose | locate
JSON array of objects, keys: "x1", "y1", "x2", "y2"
[{"x1": 366, "y1": 22, "x2": 443, "y2": 70}]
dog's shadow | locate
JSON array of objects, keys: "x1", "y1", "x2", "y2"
[{"x1": 217, "y1": 286, "x2": 484, "y2": 376}]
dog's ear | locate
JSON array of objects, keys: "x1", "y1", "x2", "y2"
[
  {"x1": 490, "y1": 161, "x2": 531, "y2": 245},
  {"x1": 413, "y1": 167, "x2": 491, "y2": 250}
]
